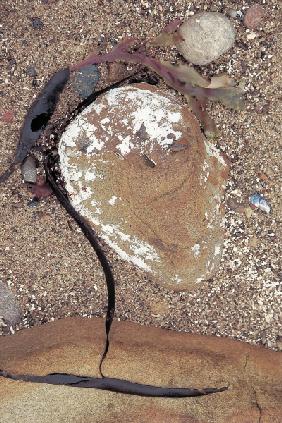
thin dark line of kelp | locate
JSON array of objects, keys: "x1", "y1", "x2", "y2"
[{"x1": 0, "y1": 370, "x2": 227, "y2": 397}]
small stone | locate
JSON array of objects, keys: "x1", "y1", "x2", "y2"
[
  {"x1": 26, "y1": 65, "x2": 37, "y2": 77},
  {"x1": 248, "y1": 236, "x2": 258, "y2": 248},
  {"x1": 21, "y1": 155, "x2": 37, "y2": 184},
  {"x1": 177, "y1": 12, "x2": 236, "y2": 65},
  {"x1": 246, "y1": 31, "x2": 257, "y2": 40},
  {"x1": 244, "y1": 207, "x2": 255, "y2": 218},
  {"x1": 1, "y1": 110, "x2": 14, "y2": 123},
  {"x1": 73, "y1": 65, "x2": 100, "y2": 99},
  {"x1": 31, "y1": 17, "x2": 44, "y2": 29},
  {"x1": 244, "y1": 4, "x2": 265, "y2": 29},
  {"x1": 30, "y1": 175, "x2": 53, "y2": 200},
  {"x1": 226, "y1": 8, "x2": 238, "y2": 19},
  {"x1": 0, "y1": 282, "x2": 21, "y2": 328},
  {"x1": 27, "y1": 197, "x2": 39, "y2": 208}
]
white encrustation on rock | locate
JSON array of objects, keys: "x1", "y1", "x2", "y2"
[
  {"x1": 58, "y1": 83, "x2": 229, "y2": 290},
  {"x1": 177, "y1": 12, "x2": 236, "y2": 65}
]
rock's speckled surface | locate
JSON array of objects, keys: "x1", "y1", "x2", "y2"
[{"x1": 59, "y1": 84, "x2": 228, "y2": 290}]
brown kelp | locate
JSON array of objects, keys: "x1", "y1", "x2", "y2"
[
  {"x1": 71, "y1": 39, "x2": 244, "y2": 136},
  {"x1": 0, "y1": 68, "x2": 70, "y2": 183},
  {"x1": 0, "y1": 32, "x2": 243, "y2": 396}
]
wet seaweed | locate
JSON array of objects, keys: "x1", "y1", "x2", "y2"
[
  {"x1": 70, "y1": 39, "x2": 244, "y2": 137},
  {"x1": 0, "y1": 35, "x2": 240, "y2": 397},
  {"x1": 0, "y1": 68, "x2": 70, "y2": 183},
  {"x1": 0, "y1": 369, "x2": 227, "y2": 397}
]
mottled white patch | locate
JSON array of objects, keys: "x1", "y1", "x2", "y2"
[
  {"x1": 85, "y1": 169, "x2": 97, "y2": 181},
  {"x1": 116, "y1": 135, "x2": 134, "y2": 156},
  {"x1": 69, "y1": 170, "x2": 82, "y2": 182},
  {"x1": 108, "y1": 195, "x2": 118, "y2": 205},
  {"x1": 214, "y1": 245, "x2": 221, "y2": 256},
  {"x1": 204, "y1": 140, "x2": 226, "y2": 166},
  {"x1": 105, "y1": 86, "x2": 182, "y2": 152},
  {"x1": 58, "y1": 85, "x2": 227, "y2": 287},
  {"x1": 200, "y1": 160, "x2": 210, "y2": 186},
  {"x1": 71, "y1": 185, "x2": 92, "y2": 207},
  {"x1": 86, "y1": 138, "x2": 105, "y2": 154},
  {"x1": 191, "y1": 243, "x2": 201, "y2": 257},
  {"x1": 172, "y1": 274, "x2": 182, "y2": 284},
  {"x1": 99, "y1": 223, "x2": 160, "y2": 271},
  {"x1": 94, "y1": 103, "x2": 106, "y2": 115}
]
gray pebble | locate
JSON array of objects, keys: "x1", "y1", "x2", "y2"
[
  {"x1": 26, "y1": 65, "x2": 37, "y2": 77},
  {"x1": 31, "y1": 17, "x2": 44, "y2": 29},
  {"x1": 73, "y1": 65, "x2": 100, "y2": 99},
  {"x1": 226, "y1": 8, "x2": 238, "y2": 19},
  {"x1": 178, "y1": 12, "x2": 236, "y2": 65},
  {"x1": 0, "y1": 282, "x2": 21, "y2": 327},
  {"x1": 21, "y1": 155, "x2": 37, "y2": 184}
]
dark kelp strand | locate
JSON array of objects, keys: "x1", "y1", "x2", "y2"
[
  {"x1": 0, "y1": 370, "x2": 227, "y2": 397},
  {"x1": 15, "y1": 67, "x2": 70, "y2": 163},
  {"x1": 0, "y1": 67, "x2": 70, "y2": 183}
]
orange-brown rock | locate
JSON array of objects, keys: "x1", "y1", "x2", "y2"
[
  {"x1": 0, "y1": 318, "x2": 281, "y2": 423},
  {"x1": 58, "y1": 83, "x2": 228, "y2": 290}
]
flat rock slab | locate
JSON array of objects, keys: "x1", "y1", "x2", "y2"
[
  {"x1": 59, "y1": 83, "x2": 228, "y2": 290},
  {"x1": 0, "y1": 317, "x2": 281, "y2": 422}
]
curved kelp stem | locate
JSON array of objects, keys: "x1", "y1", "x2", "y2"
[
  {"x1": 0, "y1": 52, "x2": 231, "y2": 396},
  {"x1": 43, "y1": 152, "x2": 228, "y2": 396},
  {"x1": 44, "y1": 153, "x2": 115, "y2": 378},
  {"x1": 0, "y1": 370, "x2": 227, "y2": 397},
  {"x1": 0, "y1": 68, "x2": 70, "y2": 183}
]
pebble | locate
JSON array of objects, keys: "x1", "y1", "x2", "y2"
[
  {"x1": 247, "y1": 31, "x2": 257, "y2": 40},
  {"x1": 244, "y1": 4, "x2": 265, "y2": 29},
  {"x1": 27, "y1": 197, "x2": 39, "y2": 208},
  {"x1": 226, "y1": 9, "x2": 238, "y2": 19},
  {"x1": 21, "y1": 155, "x2": 38, "y2": 184},
  {"x1": 31, "y1": 17, "x2": 44, "y2": 29},
  {"x1": 73, "y1": 65, "x2": 100, "y2": 99},
  {"x1": 177, "y1": 12, "x2": 236, "y2": 65},
  {"x1": 1, "y1": 110, "x2": 14, "y2": 123},
  {"x1": 0, "y1": 282, "x2": 21, "y2": 330},
  {"x1": 26, "y1": 65, "x2": 37, "y2": 77}
]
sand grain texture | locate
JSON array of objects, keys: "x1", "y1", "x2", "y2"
[{"x1": 0, "y1": 1, "x2": 281, "y2": 348}]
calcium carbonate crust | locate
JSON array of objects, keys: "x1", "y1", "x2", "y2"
[{"x1": 58, "y1": 83, "x2": 229, "y2": 291}]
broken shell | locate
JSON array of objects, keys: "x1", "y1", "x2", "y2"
[
  {"x1": 249, "y1": 193, "x2": 271, "y2": 213},
  {"x1": 21, "y1": 155, "x2": 37, "y2": 184}
]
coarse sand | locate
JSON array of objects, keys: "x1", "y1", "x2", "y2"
[{"x1": 0, "y1": 0, "x2": 281, "y2": 350}]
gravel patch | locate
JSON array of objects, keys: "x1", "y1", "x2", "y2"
[{"x1": 0, "y1": 0, "x2": 281, "y2": 349}]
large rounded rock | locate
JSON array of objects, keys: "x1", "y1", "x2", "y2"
[
  {"x1": 0, "y1": 318, "x2": 281, "y2": 423},
  {"x1": 177, "y1": 12, "x2": 236, "y2": 65},
  {"x1": 58, "y1": 83, "x2": 228, "y2": 290}
]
